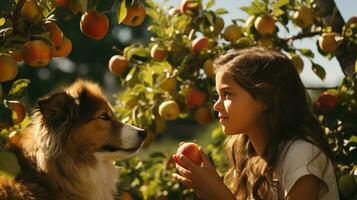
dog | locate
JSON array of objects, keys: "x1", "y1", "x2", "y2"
[{"x1": 0, "y1": 79, "x2": 147, "y2": 200}]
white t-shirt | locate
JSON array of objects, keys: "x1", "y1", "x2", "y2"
[{"x1": 273, "y1": 139, "x2": 339, "y2": 200}]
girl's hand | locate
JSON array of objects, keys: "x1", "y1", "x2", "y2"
[{"x1": 172, "y1": 144, "x2": 235, "y2": 200}]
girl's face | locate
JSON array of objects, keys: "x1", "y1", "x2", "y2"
[{"x1": 214, "y1": 71, "x2": 266, "y2": 135}]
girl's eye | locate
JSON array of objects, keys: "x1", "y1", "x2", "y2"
[
  {"x1": 224, "y1": 91, "x2": 232, "y2": 98},
  {"x1": 98, "y1": 113, "x2": 110, "y2": 121}
]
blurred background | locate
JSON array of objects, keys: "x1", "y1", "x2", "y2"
[{"x1": 0, "y1": 0, "x2": 356, "y2": 156}]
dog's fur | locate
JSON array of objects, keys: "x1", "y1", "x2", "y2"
[{"x1": 0, "y1": 80, "x2": 146, "y2": 200}]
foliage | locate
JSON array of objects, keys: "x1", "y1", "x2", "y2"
[{"x1": 0, "y1": 0, "x2": 356, "y2": 199}]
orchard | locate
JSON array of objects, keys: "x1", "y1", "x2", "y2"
[{"x1": 0, "y1": 0, "x2": 356, "y2": 199}]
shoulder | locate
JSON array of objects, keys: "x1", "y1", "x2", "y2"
[
  {"x1": 278, "y1": 139, "x2": 326, "y2": 167},
  {"x1": 276, "y1": 139, "x2": 338, "y2": 199},
  {"x1": 276, "y1": 139, "x2": 331, "y2": 177}
]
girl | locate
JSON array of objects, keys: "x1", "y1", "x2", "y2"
[{"x1": 172, "y1": 47, "x2": 339, "y2": 200}]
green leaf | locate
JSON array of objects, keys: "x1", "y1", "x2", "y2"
[
  {"x1": 298, "y1": 48, "x2": 315, "y2": 58},
  {"x1": 143, "y1": 68, "x2": 153, "y2": 87},
  {"x1": 126, "y1": 47, "x2": 149, "y2": 60},
  {"x1": 214, "y1": 8, "x2": 228, "y2": 15},
  {"x1": 96, "y1": 0, "x2": 114, "y2": 12},
  {"x1": 0, "y1": 151, "x2": 20, "y2": 179},
  {"x1": 7, "y1": 79, "x2": 30, "y2": 99},
  {"x1": 125, "y1": 65, "x2": 137, "y2": 82},
  {"x1": 77, "y1": 0, "x2": 88, "y2": 13},
  {"x1": 355, "y1": 60, "x2": 357, "y2": 73},
  {"x1": 0, "y1": 18, "x2": 5, "y2": 26},
  {"x1": 206, "y1": 0, "x2": 215, "y2": 9},
  {"x1": 350, "y1": 135, "x2": 357, "y2": 144},
  {"x1": 240, "y1": 6, "x2": 255, "y2": 15},
  {"x1": 311, "y1": 61, "x2": 326, "y2": 80},
  {"x1": 146, "y1": 7, "x2": 160, "y2": 21},
  {"x1": 117, "y1": 0, "x2": 127, "y2": 24},
  {"x1": 145, "y1": 87, "x2": 154, "y2": 101},
  {"x1": 145, "y1": 0, "x2": 156, "y2": 9},
  {"x1": 132, "y1": 84, "x2": 146, "y2": 94},
  {"x1": 272, "y1": 8, "x2": 284, "y2": 17},
  {"x1": 273, "y1": 0, "x2": 289, "y2": 10},
  {"x1": 242, "y1": 0, "x2": 267, "y2": 15}
]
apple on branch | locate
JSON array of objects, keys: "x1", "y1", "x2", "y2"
[
  {"x1": 22, "y1": 40, "x2": 53, "y2": 67},
  {"x1": 122, "y1": 5, "x2": 146, "y2": 27},
  {"x1": 159, "y1": 100, "x2": 180, "y2": 120},
  {"x1": 80, "y1": 10, "x2": 109, "y2": 40},
  {"x1": 108, "y1": 55, "x2": 130, "y2": 76},
  {"x1": 0, "y1": 54, "x2": 18, "y2": 82}
]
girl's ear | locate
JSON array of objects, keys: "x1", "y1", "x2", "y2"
[
  {"x1": 262, "y1": 102, "x2": 269, "y2": 111},
  {"x1": 258, "y1": 99, "x2": 269, "y2": 112}
]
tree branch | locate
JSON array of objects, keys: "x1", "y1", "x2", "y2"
[
  {"x1": 314, "y1": 0, "x2": 357, "y2": 77},
  {"x1": 12, "y1": 0, "x2": 26, "y2": 33},
  {"x1": 284, "y1": 31, "x2": 322, "y2": 42}
]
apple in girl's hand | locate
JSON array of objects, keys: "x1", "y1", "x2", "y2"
[{"x1": 176, "y1": 142, "x2": 202, "y2": 166}]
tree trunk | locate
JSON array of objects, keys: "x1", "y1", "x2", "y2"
[{"x1": 314, "y1": 0, "x2": 357, "y2": 77}]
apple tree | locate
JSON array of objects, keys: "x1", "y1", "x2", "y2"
[
  {"x1": 110, "y1": 0, "x2": 357, "y2": 199},
  {"x1": 0, "y1": 0, "x2": 356, "y2": 199},
  {"x1": 0, "y1": 0, "x2": 147, "y2": 183}
]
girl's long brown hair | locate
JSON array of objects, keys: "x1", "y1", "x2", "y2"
[{"x1": 213, "y1": 47, "x2": 334, "y2": 199}]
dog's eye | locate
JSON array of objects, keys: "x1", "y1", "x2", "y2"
[{"x1": 98, "y1": 113, "x2": 110, "y2": 121}]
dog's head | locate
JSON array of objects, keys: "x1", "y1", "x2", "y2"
[{"x1": 34, "y1": 79, "x2": 146, "y2": 162}]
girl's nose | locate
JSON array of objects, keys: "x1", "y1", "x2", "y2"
[{"x1": 213, "y1": 97, "x2": 222, "y2": 111}]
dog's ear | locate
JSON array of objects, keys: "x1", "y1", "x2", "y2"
[{"x1": 37, "y1": 92, "x2": 78, "y2": 129}]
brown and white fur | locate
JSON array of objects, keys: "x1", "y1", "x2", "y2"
[{"x1": 0, "y1": 79, "x2": 146, "y2": 200}]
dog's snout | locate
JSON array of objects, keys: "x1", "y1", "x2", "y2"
[{"x1": 138, "y1": 130, "x2": 147, "y2": 140}]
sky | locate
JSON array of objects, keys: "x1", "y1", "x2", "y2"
[{"x1": 154, "y1": 0, "x2": 357, "y2": 88}]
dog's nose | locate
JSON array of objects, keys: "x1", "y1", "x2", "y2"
[{"x1": 138, "y1": 130, "x2": 147, "y2": 140}]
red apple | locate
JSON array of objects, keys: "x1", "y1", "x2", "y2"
[
  {"x1": 80, "y1": 10, "x2": 109, "y2": 40},
  {"x1": 9, "y1": 130, "x2": 21, "y2": 145},
  {"x1": 176, "y1": 142, "x2": 202, "y2": 165},
  {"x1": 191, "y1": 36, "x2": 209, "y2": 53},
  {"x1": 151, "y1": 44, "x2": 166, "y2": 61},
  {"x1": 0, "y1": 54, "x2": 18, "y2": 82},
  {"x1": 119, "y1": 191, "x2": 134, "y2": 200},
  {"x1": 55, "y1": 0, "x2": 70, "y2": 8},
  {"x1": 122, "y1": 5, "x2": 146, "y2": 27},
  {"x1": 108, "y1": 55, "x2": 130, "y2": 76},
  {"x1": 318, "y1": 32, "x2": 339, "y2": 53},
  {"x1": 316, "y1": 91, "x2": 338, "y2": 113},
  {"x1": 159, "y1": 77, "x2": 177, "y2": 92},
  {"x1": 8, "y1": 101, "x2": 26, "y2": 124},
  {"x1": 203, "y1": 59, "x2": 215, "y2": 78},
  {"x1": 346, "y1": 15, "x2": 357, "y2": 28},
  {"x1": 213, "y1": 16, "x2": 224, "y2": 35},
  {"x1": 9, "y1": 48, "x2": 23, "y2": 62},
  {"x1": 194, "y1": 107, "x2": 213, "y2": 124},
  {"x1": 185, "y1": 87, "x2": 206, "y2": 109},
  {"x1": 53, "y1": 36, "x2": 72, "y2": 57},
  {"x1": 293, "y1": 6, "x2": 314, "y2": 29},
  {"x1": 44, "y1": 21, "x2": 64, "y2": 46},
  {"x1": 180, "y1": 0, "x2": 200, "y2": 16},
  {"x1": 223, "y1": 24, "x2": 242, "y2": 42},
  {"x1": 22, "y1": 40, "x2": 53, "y2": 67},
  {"x1": 254, "y1": 16, "x2": 276, "y2": 35},
  {"x1": 20, "y1": 0, "x2": 41, "y2": 21},
  {"x1": 158, "y1": 100, "x2": 180, "y2": 120}
]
